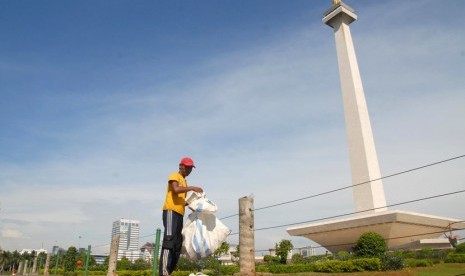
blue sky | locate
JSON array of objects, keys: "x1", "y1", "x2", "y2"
[{"x1": 1, "y1": 0, "x2": 465, "y2": 255}]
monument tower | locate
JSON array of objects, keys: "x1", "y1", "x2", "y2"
[
  {"x1": 287, "y1": 0, "x2": 465, "y2": 253},
  {"x1": 324, "y1": 0, "x2": 386, "y2": 214}
]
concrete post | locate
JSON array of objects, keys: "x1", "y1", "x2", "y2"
[
  {"x1": 23, "y1": 260, "x2": 28, "y2": 275},
  {"x1": 239, "y1": 196, "x2": 255, "y2": 276},
  {"x1": 44, "y1": 253, "x2": 51, "y2": 276},
  {"x1": 107, "y1": 234, "x2": 120, "y2": 276},
  {"x1": 32, "y1": 257, "x2": 38, "y2": 275},
  {"x1": 18, "y1": 262, "x2": 24, "y2": 275}
]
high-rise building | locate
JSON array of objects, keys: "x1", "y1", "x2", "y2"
[{"x1": 111, "y1": 218, "x2": 141, "y2": 261}]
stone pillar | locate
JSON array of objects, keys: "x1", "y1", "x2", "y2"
[
  {"x1": 107, "y1": 234, "x2": 120, "y2": 276},
  {"x1": 17, "y1": 262, "x2": 24, "y2": 276},
  {"x1": 239, "y1": 196, "x2": 255, "y2": 276},
  {"x1": 23, "y1": 260, "x2": 29, "y2": 275},
  {"x1": 44, "y1": 253, "x2": 51, "y2": 276},
  {"x1": 32, "y1": 257, "x2": 38, "y2": 275},
  {"x1": 323, "y1": 2, "x2": 387, "y2": 214}
]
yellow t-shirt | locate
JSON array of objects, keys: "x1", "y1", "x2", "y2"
[{"x1": 162, "y1": 172, "x2": 187, "y2": 215}]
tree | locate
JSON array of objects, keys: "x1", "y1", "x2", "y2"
[
  {"x1": 230, "y1": 245, "x2": 240, "y2": 264},
  {"x1": 116, "y1": 257, "x2": 131, "y2": 270},
  {"x1": 132, "y1": 258, "x2": 150, "y2": 270},
  {"x1": 12, "y1": 251, "x2": 21, "y2": 271},
  {"x1": 37, "y1": 252, "x2": 47, "y2": 271},
  {"x1": 275, "y1": 240, "x2": 293, "y2": 264},
  {"x1": 353, "y1": 232, "x2": 387, "y2": 258},
  {"x1": 214, "y1": 242, "x2": 230, "y2": 257},
  {"x1": 63, "y1": 246, "x2": 78, "y2": 272}
]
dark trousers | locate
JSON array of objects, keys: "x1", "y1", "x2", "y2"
[{"x1": 159, "y1": 210, "x2": 183, "y2": 276}]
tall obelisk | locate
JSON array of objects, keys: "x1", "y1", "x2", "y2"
[
  {"x1": 287, "y1": 1, "x2": 465, "y2": 254},
  {"x1": 323, "y1": 1, "x2": 387, "y2": 214}
]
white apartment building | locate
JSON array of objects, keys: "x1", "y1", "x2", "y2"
[{"x1": 112, "y1": 218, "x2": 141, "y2": 261}]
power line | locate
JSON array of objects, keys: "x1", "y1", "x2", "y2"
[
  {"x1": 219, "y1": 154, "x2": 465, "y2": 220},
  {"x1": 228, "y1": 188, "x2": 465, "y2": 235}
]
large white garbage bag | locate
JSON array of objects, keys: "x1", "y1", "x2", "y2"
[{"x1": 182, "y1": 193, "x2": 231, "y2": 260}]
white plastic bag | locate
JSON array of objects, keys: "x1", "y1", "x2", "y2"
[
  {"x1": 186, "y1": 192, "x2": 218, "y2": 213},
  {"x1": 182, "y1": 194, "x2": 230, "y2": 260}
]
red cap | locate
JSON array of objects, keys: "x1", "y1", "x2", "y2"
[{"x1": 180, "y1": 157, "x2": 195, "y2": 167}]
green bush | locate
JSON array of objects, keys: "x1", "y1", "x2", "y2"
[
  {"x1": 172, "y1": 271, "x2": 193, "y2": 276},
  {"x1": 336, "y1": 250, "x2": 351, "y2": 261},
  {"x1": 255, "y1": 265, "x2": 270, "y2": 273},
  {"x1": 456, "y1": 243, "x2": 465, "y2": 253},
  {"x1": 445, "y1": 253, "x2": 465, "y2": 263},
  {"x1": 314, "y1": 258, "x2": 380, "y2": 273},
  {"x1": 263, "y1": 255, "x2": 280, "y2": 265},
  {"x1": 353, "y1": 232, "x2": 387, "y2": 258},
  {"x1": 404, "y1": 258, "x2": 433, "y2": 267},
  {"x1": 265, "y1": 263, "x2": 315, "y2": 273},
  {"x1": 313, "y1": 260, "x2": 348, "y2": 273},
  {"x1": 415, "y1": 247, "x2": 433, "y2": 259},
  {"x1": 116, "y1": 270, "x2": 152, "y2": 276},
  {"x1": 218, "y1": 265, "x2": 239, "y2": 275},
  {"x1": 291, "y1": 253, "x2": 304, "y2": 263},
  {"x1": 350, "y1": 258, "x2": 381, "y2": 271},
  {"x1": 381, "y1": 251, "x2": 404, "y2": 271}
]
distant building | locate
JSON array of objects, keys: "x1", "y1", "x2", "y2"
[
  {"x1": 293, "y1": 246, "x2": 316, "y2": 258},
  {"x1": 140, "y1": 242, "x2": 158, "y2": 262},
  {"x1": 19, "y1": 249, "x2": 47, "y2": 255},
  {"x1": 52, "y1": 246, "x2": 66, "y2": 256},
  {"x1": 112, "y1": 218, "x2": 141, "y2": 261},
  {"x1": 92, "y1": 254, "x2": 108, "y2": 265}
]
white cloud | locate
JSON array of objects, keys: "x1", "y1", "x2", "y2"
[{"x1": 2, "y1": 229, "x2": 27, "y2": 239}]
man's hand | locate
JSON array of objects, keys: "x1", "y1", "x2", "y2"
[{"x1": 191, "y1": 186, "x2": 203, "y2": 193}]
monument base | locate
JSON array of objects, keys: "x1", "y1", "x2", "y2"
[{"x1": 287, "y1": 210, "x2": 464, "y2": 253}]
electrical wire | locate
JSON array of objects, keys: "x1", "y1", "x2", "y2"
[
  {"x1": 88, "y1": 155, "x2": 465, "y2": 250},
  {"x1": 219, "y1": 154, "x2": 465, "y2": 220},
  {"x1": 228, "y1": 188, "x2": 465, "y2": 235}
]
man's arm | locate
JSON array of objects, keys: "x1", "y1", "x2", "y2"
[{"x1": 170, "y1": 180, "x2": 203, "y2": 194}]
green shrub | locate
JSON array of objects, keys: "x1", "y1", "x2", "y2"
[
  {"x1": 255, "y1": 265, "x2": 270, "y2": 273},
  {"x1": 415, "y1": 248, "x2": 433, "y2": 259},
  {"x1": 456, "y1": 243, "x2": 465, "y2": 253},
  {"x1": 445, "y1": 253, "x2": 465, "y2": 263},
  {"x1": 313, "y1": 260, "x2": 348, "y2": 273},
  {"x1": 353, "y1": 232, "x2": 387, "y2": 258},
  {"x1": 266, "y1": 263, "x2": 315, "y2": 273},
  {"x1": 116, "y1": 270, "x2": 151, "y2": 276},
  {"x1": 313, "y1": 258, "x2": 380, "y2": 273},
  {"x1": 416, "y1": 259, "x2": 433, "y2": 267},
  {"x1": 218, "y1": 265, "x2": 239, "y2": 275},
  {"x1": 381, "y1": 251, "x2": 404, "y2": 271},
  {"x1": 336, "y1": 250, "x2": 351, "y2": 261},
  {"x1": 263, "y1": 255, "x2": 280, "y2": 265},
  {"x1": 404, "y1": 258, "x2": 433, "y2": 267},
  {"x1": 172, "y1": 271, "x2": 193, "y2": 276},
  {"x1": 351, "y1": 258, "x2": 381, "y2": 271},
  {"x1": 291, "y1": 253, "x2": 304, "y2": 263}
]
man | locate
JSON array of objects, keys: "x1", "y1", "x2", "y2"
[{"x1": 159, "y1": 157, "x2": 203, "y2": 276}]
